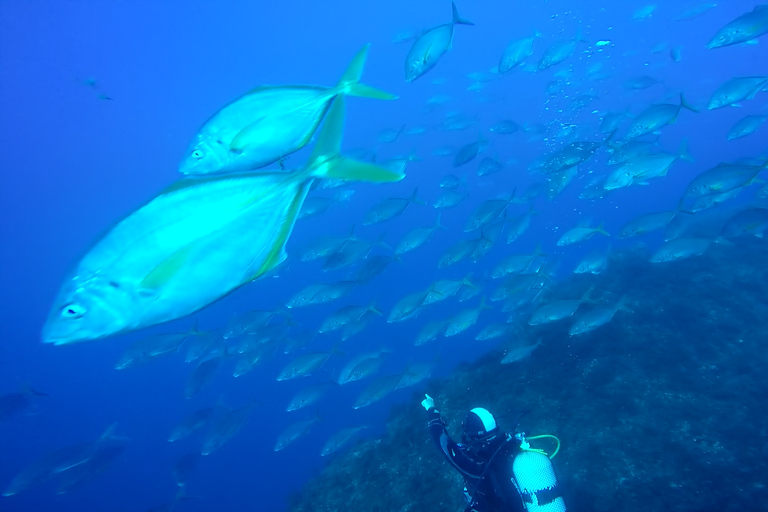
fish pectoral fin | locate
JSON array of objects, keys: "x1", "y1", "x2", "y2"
[
  {"x1": 422, "y1": 44, "x2": 433, "y2": 64},
  {"x1": 140, "y1": 239, "x2": 204, "y2": 291},
  {"x1": 229, "y1": 118, "x2": 268, "y2": 153}
]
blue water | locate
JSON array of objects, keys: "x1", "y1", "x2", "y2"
[{"x1": 1, "y1": 1, "x2": 766, "y2": 511}]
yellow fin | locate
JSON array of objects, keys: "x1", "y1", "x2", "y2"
[
  {"x1": 323, "y1": 157, "x2": 405, "y2": 183},
  {"x1": 229, "y1": 117, "x2": 267, "y2": 153},
  {"x1": 246, "y1": 180, "x2": 313, "y2": 283},
  {"x1": 140, "y1": 240, "x2": 202, "y2": 291}
]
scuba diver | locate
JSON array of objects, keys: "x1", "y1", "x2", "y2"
[{"x1": 421, "y1": 394, "x2": 566, "y2": 512}]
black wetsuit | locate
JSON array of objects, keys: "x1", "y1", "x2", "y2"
[{"x1": 428, "y1": 408, "x2": 525, "y2": 512}]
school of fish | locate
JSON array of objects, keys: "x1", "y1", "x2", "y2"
[{"x1": 5, "y1": 1, "x2": 768, "y2": 505}]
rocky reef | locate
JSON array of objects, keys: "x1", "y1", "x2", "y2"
[{"x1": 290, "y1": 239, "x2": 768, "y2": 512}]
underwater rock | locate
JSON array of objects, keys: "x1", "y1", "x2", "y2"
[{"x1": 290, "y1": 239, "x2": 768, "y2": 512}]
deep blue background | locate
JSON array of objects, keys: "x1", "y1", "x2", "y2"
[{"x1": 1, "y1": 1, "x2": 766, "y2": 511}]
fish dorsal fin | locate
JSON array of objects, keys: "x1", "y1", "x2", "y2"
[{"x1": 245, "y1": 84, "x2": 326, "y2": 96}]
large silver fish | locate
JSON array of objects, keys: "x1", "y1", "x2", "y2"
[
  {"x1": 43, "y1": 98, "x2": 404, "y2": 345},
  {"x1": 180, "y1": 45, "x2": 395, "y2": 175},
  {"x1": 404, "y1": 1, "x2": 473, "y2": 82}
]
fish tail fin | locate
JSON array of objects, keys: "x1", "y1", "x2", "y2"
[
  {"x1": 616, "y1": 295, "x2": 635, "y2": 314},
  {"x1": 596, "y1": 222, "x2": 611, "y2": 237},
  {"x1": 373, "y1": 231, "x2": 392, "y2": 252},
  {"x1": 479, "y1": 295, "x2": 492, "y2": 310},
  {"x1": 677, "y1": 138, "x2": 694, "y2": 162},
  {"x1": 435, "y1": 212, "x2": 448, "y2": 230},
  {"x1": 680, "y1": 93, "x2": 699, "y2": 113},
  {"x1": 534, "y1": 242, "x2": 547, "y2": 258},
  {"x1": 410, "y1": 187, "x2": 427, "y2": 205},
  {"x1": 463, "y1": 272, "x2": 480, "y2": 289},
  {"x1": 308, "y1": 98, "x2": 405, "y2": 183},
  {"x1": 409, "y1": 149, "x2": 422, "y2": 162},
  {"x1": 336, "y1": 45, "x2": 397, "y2": 100},
  {"x1": 307, "y1": 97, "x2": 345, "y2": 166},
  {"x1": 368, "y1": 300, "x2": 384, "y2": 316},
  {"x1": 99, "y1": 422, "x2": 119, "y2": 442},
  {"x1": 451, "y1": 1, "x2": 474, "y2": 25},
  {"x1": 186, "y1": 317, "x2": 201, "y2": 338}
]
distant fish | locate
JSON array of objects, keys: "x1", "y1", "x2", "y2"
[
  {"x1": 604, "y1": 140, "x2": 692, "y2": 190},
  {"x1": 475, "y1": 322, "x2": 514, "y2": 341},
  {"x1": 720, "y1": 207, "x2": 768, "y2": 238},
  {"x1": 707, "y1": 5, "x2": 768, "y2": 49},
  {"x1": 453, "y1": 134, "x2": 486, "y2": 167},
  {"x1": 277, "y1": 348, "x2": 340, "y2": 381},
  {"x1": 574, "y1": 250, "x2": 608, "y2": 275},
  {"x1": 501, "y1": 339, "x2": 542, "y2": 364},
  {"x1": 619, "y1": 211, "x2": 679, "y2": 239},
  {"x1": 0, "y1": 388, "x2": 48, "y2": 422},
  {"x1": 499, "y1": 33, "x2": 539, "y2": 73},
  {"x1": 353, "y1": 374, "x2": 402, "y2": 409},
  {"x1": 336, "y1": 350, "x2": 389, "y2": 385},
  {"x1": 623, "y1": 75, "x2": 661, "y2": 90},
  {"x1": 274, "y1": 414, "x2": 322, "y2": 451},
  {"x1": 286, "y1": 383, "x2": 334, "y2": 412},
  {"x1": 321, "y1": 426, "x2": 367, "y2": 456},
  {"x1": 396, "y1": 214, "x2": 447, "y2": 255},
  {"x1": 529, "y1": 290, "x2": 592, "y2": 325},
  {"x1": 727, "y1": 115, "x2": 768, "y2": 140},
  {"x1": 115, "y1": 329, "x2": 197, "y2": 370},
  {"x1": 569, "y1": 296, "x2": 632, "y2": 336},
  {"x1": 172, "y1": 453, "x2": 201, "y2": 487},
  {"x1": 707, "y1": 76, "x2": 768, "y2": 110},
  {"x1": 363, "y1": 188, "x2": 425, "y2": 225},
  {"x1": 3, "y1": 424, "x2": 122, "y2": 496},
  {"x1": 185, "y1": 353, "x2": 226, "y2": 398},
  {"x1": 319, "y1": 302, "x2": 382, "y2": 333},
  {"x1": 650, "y1": 237, "x2": 720, "y2": 262},
  {"x1": 557, "y1": 223, "x2": 609, "y2": 246},
  {"x1": 489, "y1": 120, "x2": 520, "y2": 135},
  {"x1": 675, "y1": 2, "x2": 717, "y2": 22},
  {"x1": 415, "y1": 320, "x2": 447, "y2": 346},
  {"x1": 202, "y1": 403, "x2": 254, "y2": 455},
  {"x1": 538, "y1": 30, "x2": 586, "y2": 70},
  {"x1": 405, "y1": 1, "x2": 474, "y2": 82},
  {"x1": 683, "y1": 161, "x2": 766, "y2": 198},
  {"x1": 625, "y1": 94, "x2": 697, "y2": 140},
  {"x1": 632, "y1": 5, "x2": 657, "y2": 21},
  {"x1": 168, "y1": 407, "x2": 216, "y2": 442},
  {"x1": 443, "y1": 297, "x2": 491, "y2": 337},
  {"x1": 388, "y1": 290, "x2": 429, "y2": 323},
  {"x1": 434, "y1": 189, "x2": 469, "y2": 209}
]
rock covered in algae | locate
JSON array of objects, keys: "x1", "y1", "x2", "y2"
[{"x1": 290, "y1": 239, "x2": 768, "y2": 512}]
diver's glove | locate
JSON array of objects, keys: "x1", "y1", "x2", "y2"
[{"x1": 421, "y1": 394, "x2": 435, "y2": 412}]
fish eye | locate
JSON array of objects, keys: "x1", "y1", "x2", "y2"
[
  {"x1": 61, "y1": 303, "x2": 86, "y2": 319},
  {"x1": 192, "y1": 149, "x2": 204, "y2": 159}
]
